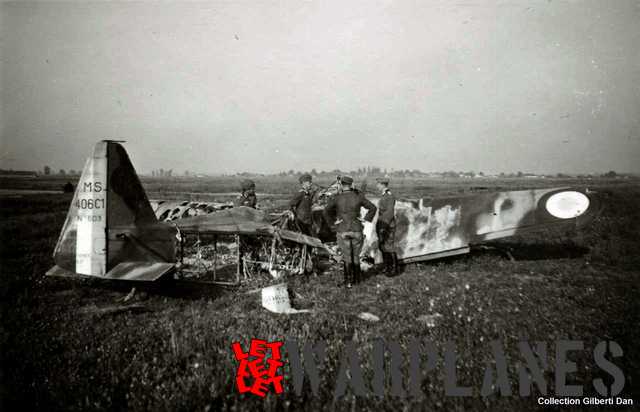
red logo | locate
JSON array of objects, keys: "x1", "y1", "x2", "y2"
[{"x1": 231, "y1": 339, "x2": 284, "y2": 397}]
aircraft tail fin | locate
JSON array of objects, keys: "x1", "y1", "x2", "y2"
[{"x1": 51, "y1": 141, "x2": 176, "y2": 280}]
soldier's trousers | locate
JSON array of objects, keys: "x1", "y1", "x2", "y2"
[
  {"x1": 376, "y1": 220, "x2": 396, "y2": 253},
  {"x1": 337, "y1": 231, "x2": 363, "y2": 265}
]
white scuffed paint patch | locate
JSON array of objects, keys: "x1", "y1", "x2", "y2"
[
  {"x1": 545, "y1": 191, "x2": 589, "y2": 219},
  {"x1": 401, "y1": 202, "x2": 463, "y2": 257},
  {"x1": 360, "y1": 199, "x2": 383, "y2": 264},
  {"x1": 475, "y1": 191, "x2": 540, "y2": 238},
  {"x1": 361, "y1": 199, "x2": 463, "y2": 261},
  {"x1": 362, "y1": 220, "x2": 376, "y2": 245}
]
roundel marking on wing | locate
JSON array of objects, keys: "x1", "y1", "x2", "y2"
[{"x1": 545, "y1": 191, "x2": 590, "y2": 219}]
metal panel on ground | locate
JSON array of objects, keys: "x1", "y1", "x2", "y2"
[{"x1": 104, "y1": 262, "x2": 175, "y2": 281}]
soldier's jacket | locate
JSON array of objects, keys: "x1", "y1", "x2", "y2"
[
  {"x1": 377, "y1": 189, "x2": 396, "y2": 224},
  {"x1": 324, "y1": 188, "x2": 377, "y2": 233},
  {"x1": 234, "y1": 193, "x2": 257, "y2": 208},
  {"x1": 376, "y1": 189, "x2": 396, "y2": 252},
  {"x1": 289, "y1": 187, "x2": 318, "y2": 225}
]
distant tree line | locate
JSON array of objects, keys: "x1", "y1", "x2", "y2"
[
  {"x1": 269, "y1": 167, "x2": 436, "y2": 179},
  {"x1": 37, "y1": 166, "x2": 80, "y2": 176},
  {"x1": 228, "y1": 168, "x2": 632, "y2": 179},
  {"x1": 0, "y1": 167, "x2": 83, "y2": 176},
  {"x1": 26, "y1": 164, "x2": 630, "y2": 179},
  {"x1": 151, "y1": 168, "x2": 173, "y2": 177}
]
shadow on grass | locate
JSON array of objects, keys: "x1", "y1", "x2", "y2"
[
  {"x1": 43, "y1": 274, "x2": 232, "y2": 301},
  {"x1": 480, "y1": 241, "x2": 590, "y2": 261},
  {"x1": 397, "y1": 241, "x2": 590, "y2": 271},
  {"x1": 56, "y1": 239, "x2": 590, "y2": 300}
]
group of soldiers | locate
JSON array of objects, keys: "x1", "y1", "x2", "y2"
[{"x1": 234, "y1": 174, "x2": 399, "y2": 288}]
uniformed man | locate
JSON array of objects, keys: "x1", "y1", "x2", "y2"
[
  {"x1": 324, "y1": 176, "x2": 377, "y2": 288},
  {"x1": 375, "y1": 177, "x2": 398, "y2": 276},
  {"x1": 289, "y1": 173, "x2": 317, "y2": 235},
  {"x1": 235, "y1": 179, "x2": 258, "y2": 274},
  {"x1": 235, "y1": 179, "x2": 257, "y2": 208}
]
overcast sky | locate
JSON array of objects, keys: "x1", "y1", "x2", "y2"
[{"x1": 1, "y1": 0, "x2": 639, "y2": 175}]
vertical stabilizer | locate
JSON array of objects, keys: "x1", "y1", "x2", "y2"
[{"x1": 51, "y1": 141, "x2": 176, "y2": 280}]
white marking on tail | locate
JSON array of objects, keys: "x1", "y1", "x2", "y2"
[{"x1": 75, "y1": 144, "x2": 107, "y2": 276}]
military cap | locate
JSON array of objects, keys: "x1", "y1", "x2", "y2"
[
  {"x1": 299, "y1": 173, "x2": 312, "y2": 183},
  {"x1": 376, "y1": 177, "x2": 390, "y2": 184},
  {"x1": 240, "y1": 179, "x2": 255, "y2": 190},
  {"x1": 341, "y1": 175, "x2": 354, "y2": 185}
]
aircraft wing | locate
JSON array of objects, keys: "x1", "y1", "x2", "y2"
[
  {"x1": 171, "y1": 206, "x2": 273, "y2": 234},
  {"x1": 172, "y1": 206, "x2": 326, "y2": 249},
  {"x1": 360, "y1": 187, "x2": 600, "y2": 263}
]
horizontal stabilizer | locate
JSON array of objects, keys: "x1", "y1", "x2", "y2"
[
  {"x1": 46, "y1": 265, "x2": 85, "y2": 279},
  {"x1": 46, "y1": 262, "x2": 175, "y2": 282},
  {"x1": 103, "y1": 262, "x2": 175, "y2": 281}
]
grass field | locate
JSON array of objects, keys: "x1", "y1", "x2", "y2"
[{"x1": 1, "y1": 176, "x2": 639, "y2": 411}]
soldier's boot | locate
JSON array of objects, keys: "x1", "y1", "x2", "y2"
[
  {"x1": 354, "y1": 264, "x2": 362, "y2": 284},
  {"x1": 344, "y1": 263, "x2": 353, "y2": 289},
  {"x1": 377, "y1": 252, "x2": 385, "y2": 273},
  {"x1": 391, "y1": 253, "x2": 400, "y2": 276},
  {"x1": 379, "y1": 252, "x2": 388, "y2": 274},
  {"x1": 382, "y1": 252, "x2": 393, "y2": 277},
  {"x1": 341, "y1": 261, "x2": 348, "y2": 287}
]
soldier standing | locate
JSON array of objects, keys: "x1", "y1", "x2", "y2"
[
  {"x1": 235, "y1": 179, "x2": 257, "y2": 208},
  {"x1": 375, "y1": 177, "x2": 398, "y2": 276},
  {"x1": 324, "y1": 176, "x2": 377, "y2": 288},
  {"x1": 289, "y1": 173, "x2": 317, "y2": 236}
]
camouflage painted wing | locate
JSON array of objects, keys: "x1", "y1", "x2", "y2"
[{"x1": 361, "y1": 187, "x2": 599, "y2": 263}]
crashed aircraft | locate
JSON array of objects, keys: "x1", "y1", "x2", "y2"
[{"x1": 47, "y1": 140, "x2": 599, "y2": 285}]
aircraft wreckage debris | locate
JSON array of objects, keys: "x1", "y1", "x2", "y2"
[{"x1": 261, "y1": 283, "x2": 311, "y2": 314}]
